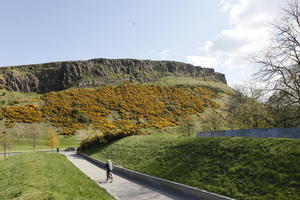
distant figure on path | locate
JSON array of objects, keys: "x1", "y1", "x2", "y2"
[{"x1": 105, "y1": 159, "x2": 113, "y2": 182}]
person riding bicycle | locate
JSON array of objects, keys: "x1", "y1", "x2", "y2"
[{"x1": 105, "y1": 159, "x2": 113, "y2": 182}]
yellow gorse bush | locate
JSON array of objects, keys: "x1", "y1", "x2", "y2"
[
  {"x1": 1, "y1": 105, "x2": 42, "y2": 127},
  {"x1": 1, "y1": 83, "x2": 219, "y2": 135}
]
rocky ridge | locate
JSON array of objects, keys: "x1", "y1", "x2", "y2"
[{"x1": 0, "y1": 58, "x2": 226, "y2": 93}]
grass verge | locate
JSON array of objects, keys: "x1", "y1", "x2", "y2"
[
  {"x1": 82, "y1": 135, "x2": 300, "y2": 200},
  {"x1": 0, "y1": 152, "x2": 115, "y2": 200},
  {"x1": 1, "y1": 135, "x2": 80, "y2": 153}
]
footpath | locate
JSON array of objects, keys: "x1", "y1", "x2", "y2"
[{"x1": 63, "y1": 152, "x2": 194, "y2": 200}]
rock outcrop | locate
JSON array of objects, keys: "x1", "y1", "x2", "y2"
[{"x1": 0, "y1": 58, "x2": 227, "y2": 93}]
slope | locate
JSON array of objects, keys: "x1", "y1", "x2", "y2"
[{"x1": 81, "y1": 135, "x2": 300, "y2": 200}]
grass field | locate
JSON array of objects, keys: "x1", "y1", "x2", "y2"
[
  {"x1": 82, "y1": 135, "x2": 300, "y2": 200},
  {"x1": 154, "y1": 76, "x2": 233, "y2": 93},
  {"x1": 0, "y1": 88, "x2": 41, "y2": 107},
  {"x1": 1, "y1": 135, "x2": 81, "y2": 153},
  {"x1": 0, "y1": 153, "x2": 115, "y2": 200}
]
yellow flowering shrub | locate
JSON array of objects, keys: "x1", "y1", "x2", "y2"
[
  {"x1": 2, "y1": 105, "x2": 42, "y2": 125},
  {"x1": 1, "y1": 83, "x2": 220, "y2": 136},
  {"x1": 41, "y1": 83, "x2": 219, "y2": 135}
]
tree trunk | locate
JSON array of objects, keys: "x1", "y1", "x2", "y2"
[{"x1": 3, "y1": 133, "x2": 6, "y2": 159}]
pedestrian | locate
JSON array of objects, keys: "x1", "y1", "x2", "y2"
[{"x1": 105, "y1": 159, "x2": 113, "y2": 182}]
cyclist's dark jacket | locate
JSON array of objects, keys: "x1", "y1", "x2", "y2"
[{"x1": 105, "y1": 162, "x2": 112, "y2": 172}]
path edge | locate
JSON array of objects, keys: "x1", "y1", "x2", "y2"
[
  {"x1": 63, "y1": 153, "x2": 121, "y2": 200},
  {"x1": 78, "y1": 152, "x2": 235, "y2": 200}
]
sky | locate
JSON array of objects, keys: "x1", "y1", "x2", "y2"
[{"x1": 0, "y1": 0, "x2": 287, "y2": 86}]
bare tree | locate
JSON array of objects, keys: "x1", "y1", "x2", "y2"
[
  {"x1": 182, "y1": 117, "x2": 195, "y2": 136},
  {"x1": 256, "y1": 0, "x2": 300, "y2": 126},
  {"x1": 22, "y1": 123, "x2": 49, "y2": 151},
  {"x1": 0, "y1": 119, "x2": 13, "y2": 159},
  {"x1": 226, "y1": 87, "x2": 275, "y2": 129}
]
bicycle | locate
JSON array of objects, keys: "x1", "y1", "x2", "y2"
[{"x1": 106, "y1": 171, "x2": 113, "y2": 183}]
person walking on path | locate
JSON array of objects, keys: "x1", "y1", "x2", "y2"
[{"x1": 105, "y1": 159, "x2": 113, "y2": 182}]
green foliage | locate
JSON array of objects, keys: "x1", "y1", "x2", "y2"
[
  {"x1": 201, "y1": 109, "x2": 226, "y2": 131},
  {"x1": 77, "y1": 114, "x2": 91, "y2": 123},
  {"x1": 226, "y1": 90, "x2": 274, "y2": 129},
  {"x1": 0, "y1": 89, "x2": 40, "y2": 108},
  {"x1": 226, "y1": 87, "x2": 300, "y2": 129},
  {"x1": 0, "y1": 153, "x2": 115, "y2": 200},
  {"x1": 82, "y1": 135, "x2": 300, "y2": 200}
]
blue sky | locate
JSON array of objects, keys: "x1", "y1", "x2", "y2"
[{"x1": 0, "y1": 0, "x2": 285, "y2": 86}]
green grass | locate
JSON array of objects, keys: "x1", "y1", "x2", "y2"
[
  {"x1": 82, "y1": 135, "x2": 300, "y2": 200},
  {"x1": 1, "y1": 135, "x2": 81, "y2": 152},
  {"x1": 0, "y1": 152, "x2": 115, "y2": 200},
  {"x1": 155, "y1": 76, "x2": 233, "y2": 93},
  {"x1": 0, "y1": 89, "x2": 41, "y2": 107}
]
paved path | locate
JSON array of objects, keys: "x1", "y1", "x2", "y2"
[{"x1": 63, "y1": 152, "x2": 191, "y2": 200}]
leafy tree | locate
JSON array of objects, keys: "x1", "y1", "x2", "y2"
[
  {"x1": 48, "y1": 129, "x2": 58, "y2": 152},
  {"x1": 202, "y1": 109, "x2": 226, "y2": 131}
]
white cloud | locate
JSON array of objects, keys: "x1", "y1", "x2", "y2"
[
  {"x1": 159, "y1": 50, "x2": 170, "y2": 60},
  {"x1": 186, "y1": 0, "x2": 287, "y2": 85},
  {"x1": 198, "y1": 41, "x2": 213, "y2": 52},
  {"x1": 186, "y1": 56, "x2": 218, "y2": 68}
]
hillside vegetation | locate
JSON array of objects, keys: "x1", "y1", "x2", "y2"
[
  {"x1": 0, "y1": 88, "x2": 40, "y2": 108},
  {"x1": 0, "y1": 153, "x2": 115, "y2": 200},
  {"x1": 0, "y1": 80, "x2": 231, "y2": 136},
  {"x1": 82, "y1": 135, "x2": 300, "y2": 200}
]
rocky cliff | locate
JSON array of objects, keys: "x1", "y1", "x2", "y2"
[{"x1": 0, "y1": 58, "x2": 226, "y2": 93}]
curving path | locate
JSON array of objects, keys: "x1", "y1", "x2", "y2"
[{"x1": 62, "y1": 152, "x2": 194, "y2": 200}]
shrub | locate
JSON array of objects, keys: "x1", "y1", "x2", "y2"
[
  {"x1": 2, "y1": 83, "x2": 220, "y2": 138},
  {"x1": 77, "y1": 114, "x2": 90, "y2": 123}
]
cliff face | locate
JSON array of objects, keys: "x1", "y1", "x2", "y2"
[{"x1": 0, "y1": 58, "x2": 227, "y2": 93}]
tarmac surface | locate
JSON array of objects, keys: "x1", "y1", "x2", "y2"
[{"x1": 63, "y1": 152, "x2": 190, "y2": 200}]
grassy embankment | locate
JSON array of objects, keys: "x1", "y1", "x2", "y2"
[
  {"x1": 0, "y1": 153, "x2": 115, "y2": 200},
  {"x1": 82, "y1": 135, "x2": 300, "y2": 200}
]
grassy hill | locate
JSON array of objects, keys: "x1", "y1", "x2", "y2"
[
  {"x1": 0, "y1": 78, "x2": 232, "y2": 142},
  {"x1": 82, "y1": 135, "x2": 300, "y2": 200},
  {"x1": 0, "y1": 153, "x2": 115, "y2": 200}
]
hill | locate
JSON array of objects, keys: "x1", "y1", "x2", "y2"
[
  {"x1": 0, "y1": 59, "x2": 232, "y2": 151},
  {"x1": 0, "y1": 153, "x2": 115, "y2": 200},
  {"x1": 0, "y1": 58, "x2": 226, "y2": 93},
  {"x1": 0, "y1": 80, "x2": 233, "y2": 137},
  {"x1": 81, "y1": 135, "x2": 300, "y2": 200}
]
